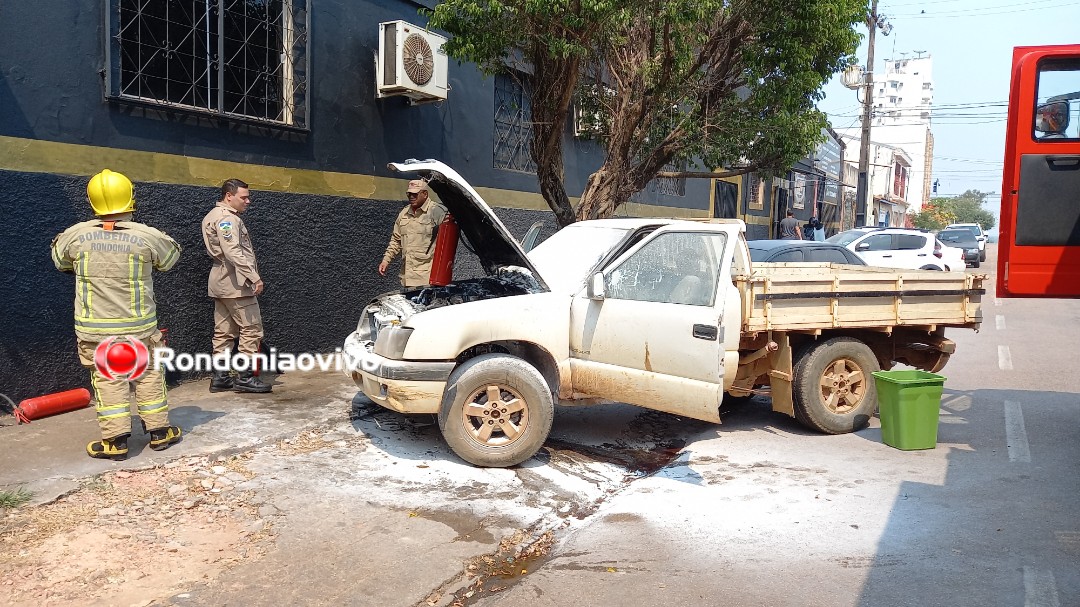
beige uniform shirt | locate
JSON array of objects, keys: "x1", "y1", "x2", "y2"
[
  {"x1": 202, "y1": 203, "x2": 261, "y2": 298},
  {"x1": 382, "y1": 200, "x2": 448, "y2": 287},
  {"x1": 51, "y1": 219, "x2": 181, "y2": 340}
]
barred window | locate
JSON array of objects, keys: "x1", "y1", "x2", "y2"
[
  {"x1": 106, "y1": 0, "x2": 309, "y2": 128},
  {"x1": 493, "y1": 73, "x2": 536, "y2": 173}
]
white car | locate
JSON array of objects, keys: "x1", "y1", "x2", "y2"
[
  {"x1": 945, "y1": 223, "x2": 987, "y2": 262},
  {"x1": 826, "y1": 228, "x2": 961, "y2": 271}
]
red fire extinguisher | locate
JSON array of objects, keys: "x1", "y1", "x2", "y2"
[
  {"x1": 14, "y1": 388, "x2": 92, "y2": 424},
  {"x1": 429, "y1": 214, "x2": 460, "y2": 287}
]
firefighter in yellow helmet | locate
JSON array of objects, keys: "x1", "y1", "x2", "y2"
[{"x1": 51, "y1": 169, "x2": 183, "y2": 460}]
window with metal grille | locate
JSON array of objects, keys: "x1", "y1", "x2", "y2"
[
  {"x1": 106, "y1": 0, "x2": 309, "y2": 129},
  {"x1": 493, "y1": 73, "x2": 536, "y2": 173}
]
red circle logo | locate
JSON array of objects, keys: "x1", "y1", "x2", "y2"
[{"x1": 94, "y1": 337, "x2": 150, "y2": 381}]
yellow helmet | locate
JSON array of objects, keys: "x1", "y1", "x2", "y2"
[{"x1": 87, "y1": 169, "x2": 135, "y2": 216}]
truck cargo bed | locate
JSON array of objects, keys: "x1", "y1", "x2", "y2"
[{"x1": 737, "y1": 263, "x2": 985, "y2": 333}]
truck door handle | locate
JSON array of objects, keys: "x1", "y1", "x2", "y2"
[
  {"x1": 693, "y1": 324, "x2": 718, "y2": 341},
  {"x1": 917, "y1": 253, "x2": 927, "y2": 256},
  {"x1": 882, "y1": 254, "x2": 893, "y2": 258},
  {"x1": 1046, "y1": 155, "x2": 1080, "y2": 169}
]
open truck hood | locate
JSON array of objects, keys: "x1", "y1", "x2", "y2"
[{"x1": 387, "y1": 160, "x2": 548, "y2": 290}]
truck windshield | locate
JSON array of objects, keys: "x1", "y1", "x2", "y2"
[{"x1": 529, "y1": 225, "x2": 631, "y2": 294}]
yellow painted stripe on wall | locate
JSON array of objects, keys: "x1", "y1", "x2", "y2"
[{"x1": 0, "y1": 135, "x2": 708, "y2": 218}]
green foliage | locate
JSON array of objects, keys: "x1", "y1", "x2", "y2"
[
  {"x1": 426, "y1": 0, "x2": 866, "y2": 220},
  {"x1": 910, "y1": 190, "x2": 997, "y2": 232},
  {"x1": 0, "y1": 486, "x2": 32, "y2": 509}
]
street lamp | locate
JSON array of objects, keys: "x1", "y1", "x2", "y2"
[{"x1": 842, "y1": 0, "x2": 892, "y2": 227}]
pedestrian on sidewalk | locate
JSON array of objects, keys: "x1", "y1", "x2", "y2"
[
  {"x1": 201, "y1": 179, "x2": 272, "y2": 394},
  {"x1": 779, "y1": 211, "x2": 802, "y2": 240},
  {"x1": 51, "y1": 169, "x2": 184, "y2": 459},
  {"x1": 378, "y1": 179, "x2": 447, "y2": 288}
]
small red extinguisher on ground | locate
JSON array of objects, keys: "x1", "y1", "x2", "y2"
[{"x1": 429, "y1": 214, "x2": 460, "y2": 287}]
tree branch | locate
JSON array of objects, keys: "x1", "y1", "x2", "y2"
[{"x1": 655, "y1": 165, "x2": 760, "y2": 179}]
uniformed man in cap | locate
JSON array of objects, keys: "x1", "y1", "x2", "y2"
[
  {"x1": 379, "y1": 179, "x2": 447, "y2": 288},
  {"x1": 51, "y1": 169, "x2": 184, "y2": 459},
  {"x1": 201, "y1": 178, "x2": 272, "y2": 393}
]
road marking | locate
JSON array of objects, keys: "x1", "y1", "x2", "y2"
[
  {"x1": 1023, "y1": 566, "x2": 1061, "y2": 607},
  {"x1": 996, "y1": 315, "x2": 1006, "y2": 330},
  {"x1": 1005, "y1": 401, "x2": 1032, "y2": 463},
  {"x1": 998, "y1": 345, "x2": 1013, "y2": 371}
]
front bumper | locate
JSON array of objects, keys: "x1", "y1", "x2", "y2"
[{"x1": 343, "y1": 331, "x2": 455, "y2": 414}]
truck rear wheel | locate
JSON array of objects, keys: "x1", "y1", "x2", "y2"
[
  {"x1": 792, "y1": 337, "x2": 880, "y2": 434},
  {"x1": 438, "y1": 354, "x2": 554, "y2": 467}
]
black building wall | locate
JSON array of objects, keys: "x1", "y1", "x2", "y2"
[{"x1": 0, "y1": 168, "x2": 556, "y2": 401}]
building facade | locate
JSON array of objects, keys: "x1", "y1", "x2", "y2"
[{"x1": 0, "y1": 1, "x2": 711, "y2": 399}]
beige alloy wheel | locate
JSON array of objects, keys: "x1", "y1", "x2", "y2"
[
  {"x1": 460, "y1": 384, "x2": 530, "y2": 448},
  {"x1": 818, "y1": 358, "x2": 867, "y2": 415},
  {"x1": 438, "y1": 353, "x2": 554, "y2": 467},
  {"x1": 792, "y1": 337, "x2": 880, "y2": 434}
]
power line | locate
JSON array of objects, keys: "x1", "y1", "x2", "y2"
[{"x1": 891, "y1": 1, "x2": 1080, "y2": 19}]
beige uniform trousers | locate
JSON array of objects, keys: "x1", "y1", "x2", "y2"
[
  {"x1": 77, "y1": 331, "x2": 170, "y2": 440},
  {"x1": 213, "y1": 296, "x2": 264, "y2": 354}
]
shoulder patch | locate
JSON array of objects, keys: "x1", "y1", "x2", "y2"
[{"x1": 219, "y1": 220, "x2": 234, "y2": 240}]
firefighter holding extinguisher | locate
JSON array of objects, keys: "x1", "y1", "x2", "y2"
[{"x1": 378, "y1": 179, "x2": 448, "y2": 288}]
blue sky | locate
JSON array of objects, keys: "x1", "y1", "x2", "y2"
[{"x1": 818, "y1": 0, "x2": 1080, "y2": 216}]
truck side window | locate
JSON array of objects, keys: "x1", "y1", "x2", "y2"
[
  {"x1": 607, "y1": 232, "x2": 727, "y2": 306},
  {"x1": 1033, "y1": 58, "x2": 1080, "y2": 141}
]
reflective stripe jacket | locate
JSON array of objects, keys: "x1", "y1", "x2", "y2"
[
  {"x1": 382, "y1": 200, "x2": 447, "y2": 287},
  {"x1": 201, "y1": 203, "x2": 261, "y2": 298},
  {"x1": 51, "y1": 219, "x2": 181, "y2": 340}
]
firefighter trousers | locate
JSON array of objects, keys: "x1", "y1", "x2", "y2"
[{"x1": 77, "y1": 330, "x2": 170, "y2": 440}]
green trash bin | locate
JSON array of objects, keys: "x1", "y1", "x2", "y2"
[{"x1": 872, "y1": 370, "x2": 947, "y2": 450}]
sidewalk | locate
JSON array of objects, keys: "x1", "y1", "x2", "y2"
[{"x1": 0, "y1": 370, "x2": 359, "y2": 505}]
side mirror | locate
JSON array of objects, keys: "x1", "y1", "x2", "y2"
[
  {"x1": 855, "y1": 242, "x2": 871, "y2": 252},
  {"x1": 587, "y1": 272, "x2": 606, "y2": 300},
  {"x1": 1035, "y1": 101, "x2": 1069, "y2": 135}
]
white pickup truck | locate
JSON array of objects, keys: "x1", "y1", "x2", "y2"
[{"x1": 345, "y1": 160, "x2": 984, "y2": 467}]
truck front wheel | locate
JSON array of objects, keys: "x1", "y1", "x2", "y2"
[
  {"x1": 792, "y1": 337, "x2": 880, "y2": 434},
  {"x1": 438, "y1": 354, "x2": 554, "y2": 467}
]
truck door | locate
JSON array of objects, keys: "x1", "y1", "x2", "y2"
[
  {"x1": 999, "y1": 45, "x2": 1080, "y2": 297},
  {"x1": 567, "y1": 227, "x2": 734, "y2": 423}
]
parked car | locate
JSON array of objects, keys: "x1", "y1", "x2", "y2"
[
  {"x1": 746, "y1": 240, "x2": 866, "y2": 265},
  {"x1": 936, "y1": 229, "x2": 981, "y2": 268},
  {"x1": 945, "y1": 223, "x2": 987, "y2": 261},
  {"x1": 826, "y1": 227, "x2": 961, "y2": 271}
]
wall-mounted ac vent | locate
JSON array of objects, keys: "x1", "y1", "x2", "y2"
[{"x1": 376, "y1": 20, "x2": 449, "y2": 104}]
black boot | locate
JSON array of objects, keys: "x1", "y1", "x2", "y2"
[
  {"x1": 234, "y1": 370, "x2": 272, "y2": 393},
  {"x1": 87, "y1": 434, "x2": 129, "y2": 460},
  {"x1": 209, "y1": 370, "x2": 234, "y2": 393},
  {"x1": 149, "y1": 426, "x2": 183, "y2": 451}
]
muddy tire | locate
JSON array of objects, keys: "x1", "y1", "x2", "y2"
[
  {"x1": 438, "y1": 354, "x2": 554, "y2": 467},
  {"x1": 792, "y1": 337, "x2": 880, "y2": 434}
]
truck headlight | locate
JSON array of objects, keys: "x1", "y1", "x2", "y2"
[{"x1": 373, "y1": 325, "x2": 414, "y2": 359}]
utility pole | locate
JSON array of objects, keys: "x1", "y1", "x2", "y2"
[{"x1": 855, "y1": 0, "x2": 891, "y2": 227}]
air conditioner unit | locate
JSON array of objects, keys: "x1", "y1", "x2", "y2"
[{"x1": 376, "y1": 20, "x2": 449, "y2": 103}]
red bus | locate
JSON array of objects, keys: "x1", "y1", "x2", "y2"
[{"x1": 999, "y1": 44, "x2": 1080, "y2": 297}]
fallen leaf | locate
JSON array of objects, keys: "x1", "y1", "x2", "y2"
[
  {"x1": 607, "y1": 567, "x2": 618, "y2": 573},
  {"x1": 408, "y1": 512, "x2": 418, "y2": 517}
]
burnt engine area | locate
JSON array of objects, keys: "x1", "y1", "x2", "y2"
[{"x1": 404, "y1": 274, "x2": 537, "y2": 310}]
